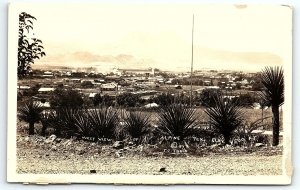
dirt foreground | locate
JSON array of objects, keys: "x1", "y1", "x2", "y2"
[{"x1": 16, "y1": 135, "x2": 283, "y2": 176}]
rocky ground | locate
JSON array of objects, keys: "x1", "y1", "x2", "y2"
[{"x1": 16, "y1": 135, "x2": 283, "y2": 175}]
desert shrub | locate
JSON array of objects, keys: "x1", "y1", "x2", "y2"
[
  {"x1": 156, "y1": 104, "x2": 199, "y2": 141},
  {"x1": 234, "y1": 117, "x2": 271, "y2": 146},
  {"x1": 18, "y1": 100, "x2": 43, "y2": 135},
  {"x1": 122, "y1": 111, "x2": 152, "y2": 144},
  {"x1": 205, "y1": 94, "x2": 244, "y2": 145}
]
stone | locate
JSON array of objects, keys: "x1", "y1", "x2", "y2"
[
  {"x1": 90, "y1": 170, "x2": 96, "y2": 174},
  {"x1": 63, "y1": 139, "x2": 72, "y2": 147},
  {"x1": 77, "y1": 149, "x2": 86, "y2": 155},
  {"x1": 45, "y1": 134, "x2": 57, "y2": 143},
  {"x1": 255, "y1": 143, "x2": 264, "y2": 147},
  {"x1": 112, "y1": 141, "x2": 124, "y2": 149},
  {"x1": 51, "y1": 145, "x2": 57, "y2": 151},
  {"x1": 159, "y1": 167, "x2": 167, "y2": 172},
  {"x1": 24, "y1": 136, "x2": 30, "y2": 142}
]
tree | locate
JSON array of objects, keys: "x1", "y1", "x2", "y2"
[
  {"x1": 199, "y1": 88, "x2": 222, "y2": 107},
  {"x1": 236, "y1": 93, "x2": 258, "y2": 107},
  {"x1": 18, "y1": 12, "x2": 45, "y2": 78},
  {"x1": 50, "y1": 88, "x2": 84, "y2": 109},
  {"x1": 93, "y1": 93, "x2": 103, "y2": 106},
  {"x1": 18, "y1": 100, "x2": 43, "y2": 135},
  {"x1": 260, "y1": 66, "x2": 284, "y2": 146},
  {"x1": 116, "y1": 93, "x2": 140, "y2": 107},
  {"x1": 153, "y1": 93, "x2": 174, "y2": 106},
  {"x1": 205, "y1": 94, "x2": 244, "y2": 145}
]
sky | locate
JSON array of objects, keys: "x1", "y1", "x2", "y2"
[{"x1": 12, "y1": 3, "x2": 292, "y2": 72}]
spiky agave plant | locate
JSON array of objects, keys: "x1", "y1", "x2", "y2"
[
  {"x1": 205, "y1": 95, "x2": 244, "y2": 145},
  {"x1": 18, "y1": 100, "x2": 43, "y2": 135},
  {"x1": 260, "y1": 66, "x2": 284, "y2": 146},
  {"x1": 54, "y1": 108, "x2": 83, "y2": 138},
  {"x1": 123, "y1": 111, "x2": 152, "y2": 144},
  {"x1": 88, "y1": 107, "x2": 119, "y2": 140},
  {"x1": 157, "y1": 104, "x2": 199, "y2": 141}
]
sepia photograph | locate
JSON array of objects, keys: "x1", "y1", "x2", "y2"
[{"x1": 7, "y1": 3, "x2": 292, "y2": 184}]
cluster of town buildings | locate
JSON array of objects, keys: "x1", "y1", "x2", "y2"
[{"x1": 18, "y1": 67, "x2": 259, "y2": 108}]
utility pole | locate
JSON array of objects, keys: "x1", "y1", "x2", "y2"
[{"x1": 190, "y1": 14, "x2": 194, "y2": 107}]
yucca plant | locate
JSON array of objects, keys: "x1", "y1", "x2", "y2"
[
  {"x1": 260, "y1": 66, "x2": 284, "y2": 146},
  {"x1": 123, "y1": 111, "x2": 152, "y2": 144},
  {"x1": 18, "y1": 100, "x2": 43, "y2": 135},
  {"x1": 74, "y1": 110, "x2": 95, "y2": 138},
  {"x1": 205, "y1": 94, "x2": 244, "y2": 145},
  {"x1": 88, "y1": 107, "x2": 119, "y2": 140},
  {"x1": 157, "y1": 104, "x2": 199, "y2": 141},
  {"x1": 54, "y1": 108, "x2": 83, "y2": 137}
]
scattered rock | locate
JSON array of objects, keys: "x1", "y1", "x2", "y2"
[
  {"x1": 63, "y1": 139, "x2": 72, "y2": 147},
  {"x1": 24, "y1": 136, "x2": 30, "y2": 142},
  {"x1": 138, "y1": 145, "x2": 144, "y2": 152},
  {"x1": 209, "y1": 144, "x2": 219, "y2": 149},
  {"x1": 91, "y1": 143, "x2": 96, "y2": 146},
  {"x1": 90, "y1": 170, "x2": 96, "y2": 174},
  {"x1": 128, "y1": 141, "x2": 134, "y2": 146},
  {"x1": 255, "y1": 143, "x2": 264, "y2": 147},
  {"x1": 113, "y1": 141, "x2": 124, "y2": 149},
  {"x1": 51, "y1": 145, "x2": 57, "y2": 151},
  {"x1": 77, "y1": 149, "x2": 86, "y2": 155},
  {"x1": 159, "y1": 167, "x2": 167, "y2": 172},
  {"x1": 76, "y1": 147, "x2": 86, "y2": 155},
  {"x1": 55, "y1": 138, "x2": 62, "y2": 143},
  {"x1": 45, "y1": 134, "x2": 57, "y2": 143},
  {"x1": 115, "y1": 151, "x2": 122, "y2": 158}
]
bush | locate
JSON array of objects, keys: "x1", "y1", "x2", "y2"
[{"x1": 157, "y1": 104, "x2": 199, "y2": 141}]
